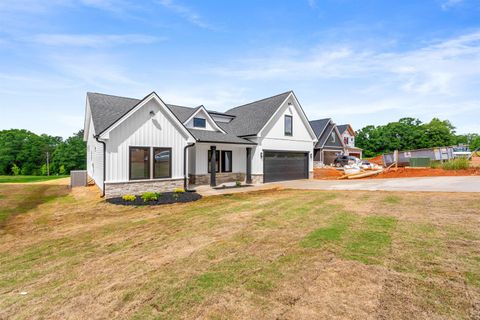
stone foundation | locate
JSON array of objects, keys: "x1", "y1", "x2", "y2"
[
  {"x1": 251, "y1": 174, "x2": 263, "y2": 184},
  {"x1": 105, "y1": 179, "x2": 183, "y2": 199},
  {"x1": 189, "y1": 172, "x2": 246, "y2": 185},
  {"x1": 313, "y1": 161, "x2": 324, "y2": 168}
]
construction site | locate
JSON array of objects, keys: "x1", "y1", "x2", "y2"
[{"x1": 314, "y1": 148, "x2": 480, "y2": 180}]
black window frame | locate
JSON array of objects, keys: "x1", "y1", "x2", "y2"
[
  {"x1": 129, "y1": 146, "x2": 151, "y2": 180},
  {"x1": 153, "y1": 147, "x2": 172, "y2": 179},
  {"x1": 207, "y1": 150, "x2": 220, "y2": 173},
  {"x1": 284, "y1": 115, "x2": 293, "y2": 136},
  {"x1": 193, "y1": 117, "x2": 206, "y2": 128},
  {"x1": 221, "y1": 150, "x2": 233, "y2": 173}
]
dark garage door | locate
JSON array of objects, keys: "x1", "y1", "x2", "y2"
[{"x1": 264, "y1": 151, "x2": 308, "y2": 183}]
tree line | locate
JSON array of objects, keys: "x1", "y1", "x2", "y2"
[
  {"x1": 355, "y1": 117, "x2": 480, "y2": 158},
  {"x1": 0, "y1": 129, "x2": 86, "y2": 176}
]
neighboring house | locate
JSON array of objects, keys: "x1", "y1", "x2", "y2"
[
  {"x1": 84, "y1": 91, "x2": 318, "y2": 198},
  {"x1": 309, "y1": 118, "x2": 346, "y2": 166},
  {"x1": 337, "y1": 124, "x2": 362, "y2": 158}
]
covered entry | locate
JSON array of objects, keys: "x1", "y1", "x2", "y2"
[{"x1": 264, "y1": 151, "x2": 308, "y2": 182}]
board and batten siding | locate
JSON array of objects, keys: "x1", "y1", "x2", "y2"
[
  {"x1": 251, "y1": 95, "x2": 316, "y2": 175},
  {"x1": 192, "y1": 143, "x2": 247, "y2": 175},
  {"x1": 86, "y1": 117, "x2": 104, "y2": 191},
  {"x1": 104, "y1": 99, "x2": 190, "y2": 183}
]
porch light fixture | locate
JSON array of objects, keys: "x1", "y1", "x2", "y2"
[
  {"x1": 149, "y1": 110, "x2": 155, "y2": 117},
  {"x1": 260, "y1": 152, "x2": 263, "y2": 159},
  {"x1": 310, "y1": 152, "x2": 313, "y2": 159}
]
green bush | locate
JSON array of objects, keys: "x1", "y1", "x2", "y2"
[
  {"x1": 235, "y1": 181, "x2": 242, "y2": 187},
  {"x1": 11, "y1": 164, "x2": 20, "y2": 176},
  {"x1": 141, "y1": 192, "x2": 158, "y2": 202},
  {"x1": 435, "y1": 158, "x2": 470, "y2": 170},
  {"x1": 122, "y1": 194, "x2": 136, "y2": 202}
]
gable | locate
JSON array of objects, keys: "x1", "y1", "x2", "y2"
[
  {"x1": 184, "y1": 107, "x2": 225, "y2": 133},
  {"x1": 324, "y1": 127, "x2": 343, "y2": 147},
  {"x1": 259, "y1": 93, "x2": 317, "y2": 141},
  {"x1": 98, "y1": 92, "x2": 194, "y2": 142}
]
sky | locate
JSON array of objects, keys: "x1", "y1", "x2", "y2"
[{"x1": 0, "y1": 0, "x2": 479, "y2": 138}]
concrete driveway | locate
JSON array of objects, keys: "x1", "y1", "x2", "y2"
[{"x1": 275, "y1": 176, "x2": 480, "y2": 193}]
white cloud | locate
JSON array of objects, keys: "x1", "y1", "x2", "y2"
[
  {"x1": 31, "y1": 33, "x2": 161, "y2": 47},
  {"x1": 157, "y1": 0, "x2": 210, "y2": 29},
  {"x1": 441, "y1": 0, "x2": 463, "y2": 10}
]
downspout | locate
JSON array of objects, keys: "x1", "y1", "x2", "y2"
[
  {"x1": 184, "y1": 142, "x2": 196, "y2": 192},
  {"x1": 94, "y1": 135, "x2": 106, "y2": 197}
]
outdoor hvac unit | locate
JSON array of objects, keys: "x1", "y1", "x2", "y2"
[{"x1": 70, "y1": 170, "x2": 87, "y2": 187}]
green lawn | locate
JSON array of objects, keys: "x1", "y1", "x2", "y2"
[
  {"x1": 0, "y1": 183, "x2": 479, "y2": 319},
  {"x1": 0, "y1": 175, "x2": 68, "y2": 183}
]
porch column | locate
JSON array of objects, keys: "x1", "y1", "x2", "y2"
[
  {"x1": 210, "y1": 146, "x2": 216, "y2": 187},
  {"x1": 246, "y1": 147, "x2": 252, "y2": 184}
]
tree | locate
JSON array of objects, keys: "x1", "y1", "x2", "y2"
[
  {"x1": 471, "y1": 136, "x2": 480, "y2": 151},
  {"x1": 51, "y1": 130, "x2": 86, "y2": 174},
  {"x1": 355, "y1": 117, "x2": 476, "y2": 157}
]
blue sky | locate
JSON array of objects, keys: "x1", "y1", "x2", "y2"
[{"x1": 0, "y1": 0, "x2": 479, "y2": 138}]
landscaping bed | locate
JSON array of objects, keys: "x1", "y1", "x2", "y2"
[{"x1": 106, "y1": 191, "x2": 202, "y2": 206}]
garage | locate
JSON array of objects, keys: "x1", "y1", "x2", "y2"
[{"x1": 264, "y1": 151, "x2": 308, "y2": 183}]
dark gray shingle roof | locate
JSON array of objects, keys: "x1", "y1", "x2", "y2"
[
  {"x1": 336, "y1": 124, "x2": 348, "y2": 135},
  {"x1": 188, "y1": 129, "x2": 255, "y2": 144},
  {"x1": 87, "y1": 92, "x2": 140, "y2": 135},
  {"x1": 87, "y1": 92, "x2": 256, "y2": 144},
  {"x1": 224, "y1": 91, "x2": 292, "y2": 136},
  {"x1": 309, "y1": 118, "x2": 331, "y2": 138}
]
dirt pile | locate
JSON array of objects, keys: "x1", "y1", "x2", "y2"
[
  {"x1": 371, "y1": 167, "x2": 480, "y2": 179},
  {"x1": 368, "y1": 155, "x2": 383, "y2": 166},
  {"x1": 314, "y1": 168, "x2": 343, "y2": 179}
]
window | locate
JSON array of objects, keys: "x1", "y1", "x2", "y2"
[
  {"x1": 208, "y1": 150, "x2": 220, "y2": 173},
  {"x1": 344, "y1": 137, "x2": 348, "y2": 145},
  {"x1": 284, "y1": 115, "x2": 293, "y2": 136},
  {"x1": 330, "y1": 132, "x2": 336, "y2": 143},
  {"x1": 221, "y1": 151, "x2": 232, "y2": 172},
  {"x1": 193, "y1": 117, "x2": 206, "y2": 128},
  {"x1": 129, "y1": 147, "x2": 150, "y2": 180},
  {"x1": 153, "y1": 148, "x2": 171, "y2": 179}
]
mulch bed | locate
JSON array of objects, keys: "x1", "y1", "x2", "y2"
[{"x1": 106, "y1": 192, "x2": 202, "y2": 206}]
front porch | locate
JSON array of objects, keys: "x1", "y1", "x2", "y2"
[{"x1": 187, "y1": 142, "x2": 256, "y2": 188}]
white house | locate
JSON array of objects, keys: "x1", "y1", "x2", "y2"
[{"x1": 83, "y1": 91, "x2": 318, "y2": 198}]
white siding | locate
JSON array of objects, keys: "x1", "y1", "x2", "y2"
[
  {"x1": 254, "y1": 95, "x2": 316, "y2": 174},
  {"x1": 104, "y1": 99, "x2": 190, "y2": 183},
  {"x1": 184, "y1": 109, "x2": 217, "y2": 131},
  {"x1": 86, "y1": 117, "x2": 104, "y2": 191},
  {"x1": 192, "y1": 143, "x2": 247, "y2": 175}
]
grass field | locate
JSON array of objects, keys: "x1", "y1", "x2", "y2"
[
  {"x1": 0, "y1": 175, "x2": 68, "y2": 183},
  {"x1": 0, "y1": 180, "x2": 479, "y2": 319}
]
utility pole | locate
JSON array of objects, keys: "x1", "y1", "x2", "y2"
[{"x1": 46, "y1": 152, "x2": 50, "y2": 176}]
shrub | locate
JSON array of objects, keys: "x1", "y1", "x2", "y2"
[
  {"x1": 11, "y1": 164, "x2": 20, "y2": 176},
  {"x1": 235, "y1": 181, "x2": 242, "y2": 187},
  {"x1": 59, "y1": 165, "x2": 66, "y2": 175},
  {"x1": 122, "y1": 194, "x2": 136, "y2": 202},
  {"x1": 440, "y1": 158, "x2": 470, "y2": 170},
  {"x1": 174, "y1": 188, "x2": 185, "y2": 193},
  {"x1": 141, "y1": 192, "x2": 158, "y2": 202},
  {"x1": 431, "y1": 158, "x2": 470, "y2": 170}
]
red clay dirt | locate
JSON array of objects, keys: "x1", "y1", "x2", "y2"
[
  {"x1": 314, "y1": 167, "x2": 480, "y2": 180},
  {"x1": 313, "y1": 168, "x2": 344, "y2": 179}
]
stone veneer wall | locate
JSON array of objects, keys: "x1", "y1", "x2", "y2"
[
  {"x1": 251, "y1": 174, "x2": 263, "y2": 184},
  {"x1": 105, "y1": 179, "x2": 183, "y2": 198},
  {"x1": 313, "y1": 161, "x2": 324, "y2": 168},
  {"x1": 189, "y1": 172, "x2": 246, "y2": 185}
]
